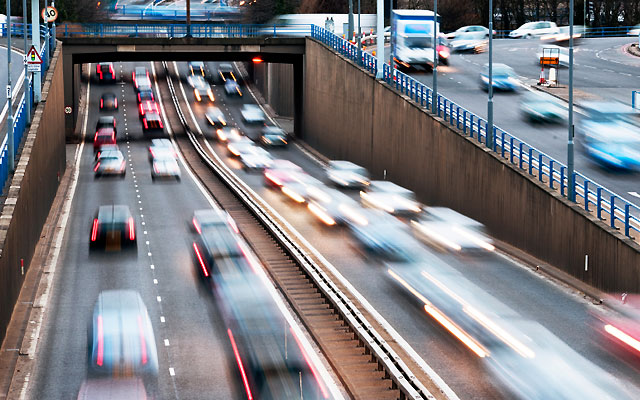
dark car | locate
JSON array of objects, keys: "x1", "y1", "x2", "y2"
[
  {"x1": 260, "y1": 126, "x2": 288, "y2": 147},
  {"x1": 217, "y1": 63, "x2": 236, "y2": 83},
  {"x1": 96, "y1": 115, "x2": 117, "y2": 135},
  {"x1": 189, "y1": 61, "x2": 205, "y2": 77},
  {"x1": 191, "y1": 209, "x2": 237, "y2": 235},
  {"x1": 93, "y1": 128, "x2": 116, "y2": 153},
  {"x1": 100, "y1": 93, "x2": 118, "y2": 111},
  {"x1": 192, "y1": 221, "x2": 243, "y2": 280},
  {"x1": 90, "y1": 205, "x2": 137, "y2": 250},
  {"x1": 94, "y1": 149, "x2": 126, "y2": 178},
  {"x1": 88, "y1": 290, "x2": 158, "y2": 377},
  {"x1": 142, "y1": 112, "x2": 164, "y2": 133},
  {"x1": 137, "y1": 89, "x2": 155, "y2": 104},
  {"x1": 96, "y1": 62, "x2": 116, "y2": 82}
]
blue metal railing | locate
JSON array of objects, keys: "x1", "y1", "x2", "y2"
[
  {"x1": 311, "y1": 25, "x2": 640, "y2": 240},
  {"x1": 493, "y1": 25, "x2": 639, "y2": 38},
  {"x1": 59, "y1": 23, "x2": 313, "y2": 38}
]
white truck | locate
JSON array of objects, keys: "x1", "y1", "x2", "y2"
[{"x1": 391, "y1": 10, "x2": 439, "y2": 71}]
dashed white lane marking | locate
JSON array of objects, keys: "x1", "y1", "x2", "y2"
[
  {"x1": 143, "y1": 230, "x2": 148, "y2": 235},
  {"x1": 629, "y1": 191, "x2": 640, "y2": 199},
  {"x1": 154, "y1": 279, "x2": 158, "y2": 285},
  {"x1": 164, "y1": 339, "x2": 170, "y2": 347},
  {"x1": 157, "y1": 296, "x2": 162, "y2": 303},
  {"x1": 150, "y1": 264, "x2": 155, "y2": 269},
  {"x1": 169, "y1": 368, "x2": 175, "y2": 376},
  {"x1": 160, "y1": 316, "x2": 166, "y2": 323}
]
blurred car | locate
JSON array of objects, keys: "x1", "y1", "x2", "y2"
[
  {"x1": 509, "y1": 21, "x2": 559, "y2": 38},
  {"x1": 77, "y1": 378, "x2": 148, "y2": 400},
  {"x1": 133, "y1": 75, "x2": 152, "y2": 92},
  {"x1": 593, "y1": 294, "x2": 640, "y2": 361},
  {"x1": 99, "y1": 93, "x2": 118, "y2": 111},
  {"x1": 540, "y1": 25, "x2": 584, "y2": 44},
  {"x1": 241, "y1": 104, "x2": 266, "y2": 125},
  {"x1": 132, "y1": 66, "x2": 149, "y2": 84},
  {"x1": 138, "y1": 100, "x2": 159, "y2": 119},
  {"x1": 360, "y1": 180, "x2": 421, "y2": 216},
  {"x1": 94, "y1": 149, "x2": 126, "y2": 178},
  {"x1": 224, "y1": 80, "x2": 243, "y2": 97},
  {"x1": 191, "y1": 208, "x2": 238, "y2": 235},
  {"x1": 192, "y1": 219, "x2": 243, "y2": 280},
  {"x1": 96, "y1": 62, "x2": 116, "y2": 83},
  {"x1": 227, "y1": 137, "x2": 256, "y2": 157},
  {"x1": 90, "y1": 205, "x2": 136, "y2": 249},
  {"x1": 536, "y1": 44, "x2": 569, "y2": 67},
  {"x1": 260, "y1": 126, "x2": 288, "y2": 147},
  {"x1": 137, "y1": 89, "x2": 155, "y2": 104},
  {"x1": 520, "y1": 92, "x2": 567, "y2": 123},
  {"x1": 148, "y1": 138, "x2": 176, "y2": 161},
  {"x1": 445, "y1": 25, "x2": 492, "y2": 40},
  {"x1": 96, "y1": 116, "x2": 117, "y2": 135},
  {"x1": 326, "y1": 160, "x2": 369, "y2": 189},
  {"x1": 411, "y1": 207, "x2": 495, "y2": 252},
  {"x1": 151, "y1": 151, "x2": 181, "y2": 181},
  {"x1": 280, "y1": 173, "x2": 324, "y2": 204},
  {"x1": 214, "y1": 127, "x2": 241, "y2": 142},
  {"x1": 628, "y1": 24, "x2": 640, "y2": 36},
  {"x1": 205, "y1": 106, "x2": 227, "y2": 127},
  {"x1": 579, "y1": 101, "x2": 640, "y2": 171},
  {"x1": 88, "y1": 290, "x2": 158, "y2": 376},
  {"x1": 264, "y1": 160, "x2": 304, "y2": 187},
  {"x1": 93, "y1": 128, "x2": 116, "y2": 153},
  {"x1": 306, "y1": 186, "x2": 363, "y2": 226},
  {"x1": 217, "y1": 63, "x2": 236, "y2": 82},
  {"x1": 238, "y1": 147, "x2": 274, "y2": 171},
  {"x1": 347, "y1": 209, "x2": 420, "y2": 261},
  {"x1": 142, "y1": 112, "x2": 164, "y2": 133},
  {"x1": 95, "y1": 144, "x2": 119, "y2": 161},
  {"x1": 479, "y1": 63, "x2": 519, "y2": 91},
  {"x1": 189, "y1": 61, "x2": 205, "y2": 77},
  {"x1": 437, "y1": 35, "x2": 451, "y2": 66},
  {"x1": 450, "y1": 31, "x2": 488, "y2": 53},
  {"x1": 187, "y1": 75, "x2": 214, "y2": 102}
]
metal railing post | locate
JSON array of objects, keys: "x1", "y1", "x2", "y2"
[
  {"x1": 610, "y1": 196, "x2": 616, "y2": 228},
  {"x1": 597, "y1": 188, "x2": 603, "y2": 219},
  {"x1": 624, "y1": 204, "x2": 631, "y2": 237}
]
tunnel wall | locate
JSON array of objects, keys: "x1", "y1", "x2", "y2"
[
  {"x1": 303, "y1": 38, "x2": 640, "y2": 293},
  {"x1": 253, "y1": 62, "x2": 295, "y2": 118},
  {"x1": 0, "y1": 43, "x2": 66, "y2": 344}
]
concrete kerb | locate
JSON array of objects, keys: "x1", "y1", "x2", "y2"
[{"x1": 626, "y1": 43, "x2": 640, "y2": 57}]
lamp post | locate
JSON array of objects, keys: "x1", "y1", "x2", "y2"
[
  {"x1": 23, "y1": 0, "x2": 30, "y2": 123},
  {"x1": 431, "y1": 0, "x2": 438, "y2": 114},
  {"x1": 348, "y1": 0, "x2": 354, "y2": 41},
  {"x1": 487, "y1": 0, "x2": 494, "y2": 149},
  {"x1": 568, "y1": 0, "x2": 576, "y2": 201},
  {"x1": 186, "y1": 0, "x2": 191, "y2": 37},
  {"x1": 357, "y1": 0, "x2": 362, "y2": 64},
  {"x1": 375, "y1": 0, "x2": 384, "y2": 79},
  {"x1": 6, "y1": 0, "x2": 14, "y2": 172}
]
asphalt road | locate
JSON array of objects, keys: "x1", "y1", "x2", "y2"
[
  {"x1": 171, "y1": 60, "x2": 640, "y2": 399},
  {"x1": 402, "y1": 37, "x2": 640, "y2": 205},
  {"x1": 0, "y1": 44, "x2": 26, "y2": 126},
  {"x1": 27, "y1": 62, "x2": 240, "y2": 400}
]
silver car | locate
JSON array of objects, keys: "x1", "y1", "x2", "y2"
[
  {"x1": 360, "y1": 180, "x2": 422, "y2": 216},
  {"x1": 241, "y1": 104, "x2": 266, "y2": 124},
  {"x1": 326, "y1": 160, "x2": 370, "y2": 188}
]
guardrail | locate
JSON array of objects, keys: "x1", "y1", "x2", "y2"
[
  {"x1": 0, "y1": 23, "x2": 50, "y2": 39},
  {"x1": 112, "y1": 4, "x2": 241, "y2": 20},
  {"x1": 0, "y1": 36, "x2": 52, "y2": 194},
  {"x1": 58, "y1": 23, "x2": 313, "y2": 38},
  {"x1": 311, "y1": 25, "x2": 640, "y2": 241}
]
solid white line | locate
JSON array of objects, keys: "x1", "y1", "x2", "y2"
[
  {"x1": 0, "y1": 68, "x2": 26, "y2": 124},
  {"x1": 160, "y1": 316, "x2": 166, "y2": 323}
]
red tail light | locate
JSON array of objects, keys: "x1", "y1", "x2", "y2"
[
  {"x1": 111, "y1": 132, "x2": 116, "y2": 142},
  {"x1": 128, "y1": 217, "x2": 135, "y2": 241},
  {"x1": 100, "y1": 98, "x2": 103, "y2": 109},
  {"x1": 96, "y1": 315, "x2": 104, "y2": 366},
  {"x1": 121, "y1": 161, "x2": 126, "y2": 172},
  {"x1": 192, "y1": 217, "x2": 202, "y2": 234},
  {"x1": 91, "y1": 219, "x2": 99, "y2": 242},
  {"x1": 94, "y1": 162, "x2": 101, "y2": 172},
  {"x1": 137, "y1": 316, "x2": 148, "y2": 365},
  {"x1": 228, "y1": 329, "x2": 253, "y2": 400},
  {"x1": 137, "y1": 93, "x2": 141, "y2": 103},
  {"x1": 193, "y1": 242, "x2": 209, "y2": 277},
  {"x1": 143, "y1": 118, "x2": 148, "y2": 130},
  {"x1": 114, "y1": 98, "x2": 117, "y2": 108},
  {"x1": 291, "y1": 327, "x2": 329, "y2": 398},
  {"x1": 139, "y1": 103, "x2": 144, "y2": 115},
  {"x1": 132, "y1": 72, "x2": 135, "y2": 81},
  {"x1": 94, "y1": 132, "x2": 99, "y2": 142},
  {"x1": 158, "y1": 119, "x2": 164, "y2": 129},
  {"x1": 109, "y1": 64, "x2": 114, "y2": 77}
]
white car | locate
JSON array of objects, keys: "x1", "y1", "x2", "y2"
[
  {"x1": 238, "y1": 147, "x2": 274, "y2": 171},
  {"x1": 410, "y1": 207, "x2": 494, "y2": 252},
  {"x1": 187, "y1": 75, "x2": 214, "y2": 102},
  {"x1": 148, "y1": 138, "x2": 176, "y2": 161},
  {"x1": 360, "y1": 180, "x2": 421, "y2": 216},
  {"x1": 509, "y1": 21, "x2": 559, "y2": 39},
  {"x1": 151, "y1": 152, "x2": 181, "y2": 181},
  {"x1": 205, "y1": 106, "x2": 227, "y2": 127},
  {"x1": 224, "y1": 80, "x2": 242, "y2": 97},
  {"x1": 241, "y1": 104, "x2": 266, "y2": 124},
  {"x1": 306, "y1": 186, "x2": 363, "y2": 226},
  {"x1": 445, "y1": 25, "x2": 491, "y2": 40},
  {"x1": 326, "y1": 160, "x2": 370, "y2": 188}
]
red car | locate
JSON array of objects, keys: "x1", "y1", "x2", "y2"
[
  {"x1": 94, "y1": 127, "x2": 116, "y2": 153},
  {"x1": 142, "y1": 112, "x2": 164, "y2": 133},
  {"x1": 138, "y1": 100, "x2": 159, "y2": 118}
]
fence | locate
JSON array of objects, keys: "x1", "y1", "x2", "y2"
[
  {"x1": 310, "y1": 25, "x2": 640, "y2": 241},
  {"x1": 0, "y1": 29, "x2": 54, "y2": 193}
]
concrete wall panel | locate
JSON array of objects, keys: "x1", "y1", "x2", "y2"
[{"x1": 303, "y1": 38, "x2": 640, "y2": 293}]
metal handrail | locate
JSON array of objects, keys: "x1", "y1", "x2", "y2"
[{"x1": 311, "y1": 25, "x2": 640, "y2": 240}]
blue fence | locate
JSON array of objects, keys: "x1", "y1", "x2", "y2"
[
  {"x1": 0, "y1": 23, "x2": 50, "y2": 38},
  {"x1": 60, "y1": 23, "x2": 313, "y2": 38},
  {"x1": 311, "y1": 25, "x2": 640, "y2": 240},
  {"x1": 0, "y1": 34, "x2": 52, "y2": 193}
]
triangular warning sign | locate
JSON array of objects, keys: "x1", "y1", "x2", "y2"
[{"x1": 26, "y1": 45, "x2": 43, "y2": 64}]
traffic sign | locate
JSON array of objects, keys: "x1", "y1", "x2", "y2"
[
  {"x1": 42, "y1": 6, "x2": 58, "y2": 23},
  {"x1": 27, "y1": 64, "x2": 41, "y2": 73},
  {"x1": 6, "y1": 85, "x2": 11, "y2": 99},
  {"x1": 64, "y1": 106, "x2": 72, "y2": 114},
  {"x1": 26, "y1": 46, "x2": 43, "y2": 65},
  {"x1": 540, "y1": 57, "x2": 559, "y2": 66}
]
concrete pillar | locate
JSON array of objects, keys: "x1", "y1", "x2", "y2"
[
  {"x1": 31, "y1": 0, "x2": 41, "y2": 102},
  {"x1": 63, "y1": 51, "x2": 74, "y2": 139}
]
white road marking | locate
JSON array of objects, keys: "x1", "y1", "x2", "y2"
[
  {"x1": 153, "y1": 279, "x2": 158, "y2": 285},
  {"x1": 150, "y1": 264, "x2": 155, "y2": 270},
  {"x1": 156, "y1": 296, "x2": 162, "y2": 302},
  {"x1": 164, "y1": 339, "x2": 170, "y2": 346},
  {"x1": 629, "y1": 191, "x2": 640, "y2": 199},
  {"x1": 169, "y1": 367, "x2": 175, "y2": 376}
]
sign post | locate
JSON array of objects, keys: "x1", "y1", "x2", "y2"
[{"x1": 25, "y1": 46, "x2": 43, "y2": 115}]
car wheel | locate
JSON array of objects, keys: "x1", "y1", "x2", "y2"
[{"x1": 525, "y1": 33, "x2": 532, "y2": 39}]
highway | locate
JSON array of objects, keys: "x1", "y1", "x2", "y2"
[
  {"x1": 402, "y1": 37, "x2": 640, "y2": 205},
  {"x1": 166, "y1": 59, "x2": 640, "y2": 398}
]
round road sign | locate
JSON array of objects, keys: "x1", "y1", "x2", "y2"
[
  {"x1": 64, "y1": 106, "x2": 72, "y2": 114},
  {"x1": 42, "y1": 6, "x2": 58, "y2": 23}
]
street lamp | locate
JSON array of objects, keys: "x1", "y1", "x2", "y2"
[
  {"x1": 568, "y1": 0, "x2": 576, "y2": 201},
  {"x1": 431, "y1": 0, "x2": 438, "y2": 114},
  {"x1": 6, "y1": 0, "x2": 14, "y2": 172},
  {"x1": 487, "y1": 0, "x2": 494, "y2": 149}
]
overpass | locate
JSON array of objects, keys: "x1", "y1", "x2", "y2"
[{"x1": 1, "y1": 22, "x2": 640, "y2": 400}]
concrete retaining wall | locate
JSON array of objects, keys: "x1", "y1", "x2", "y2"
[
  {"x1": 303, "y1": 38, "x2": 640, "y2": 293},
  {"x1": 253, "y1": 62, "x2": 295, "y2": 118},
  {"x1": 0, "y1": 44, "x2": 66, "y2": 344}
]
